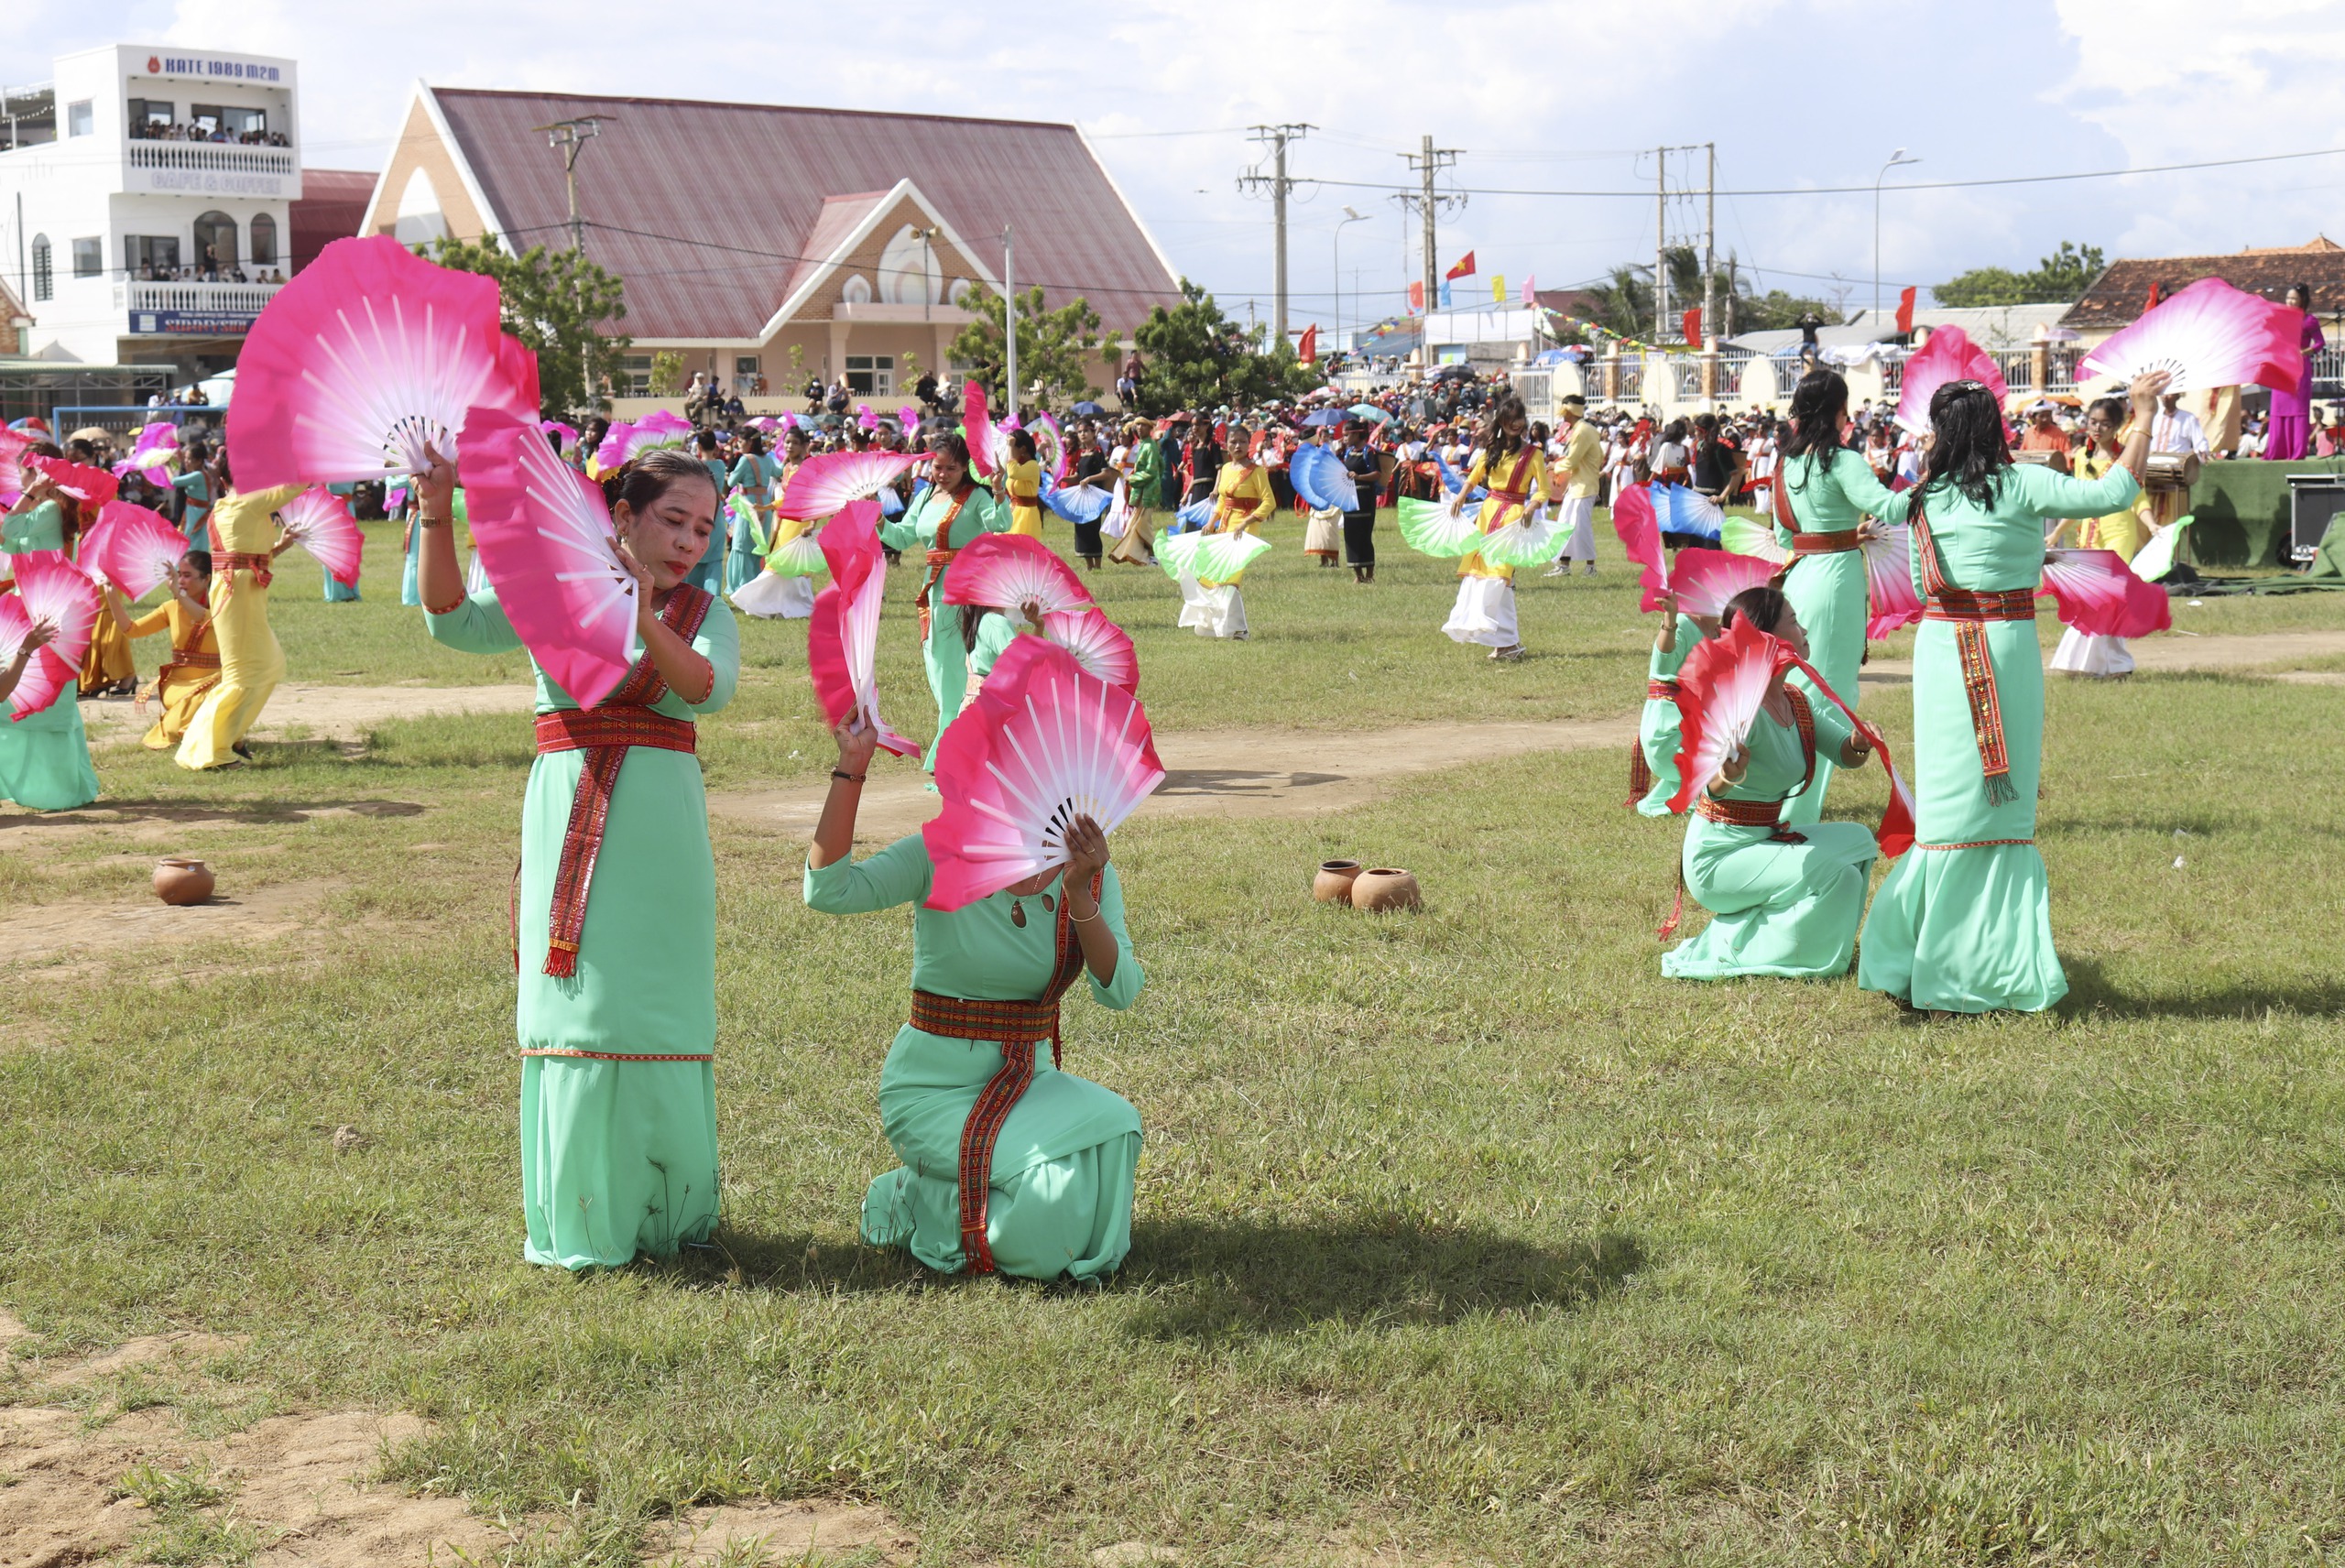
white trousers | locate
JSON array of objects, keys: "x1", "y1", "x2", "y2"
[
  {"x1": 1178, "y1": 571, "x2": 1248, "y2": 638},
  {"x1": 1553, "y1": 494, "x2": 1597, "y2": 562},
  {"x1": 731, "y1": 572, "x2": 816, "y2": 619}
]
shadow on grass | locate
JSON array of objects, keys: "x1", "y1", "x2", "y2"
[
  {"x1": 0, "y1": 796, "x2": 426, "y2": 833},
  {"x1": 2059, "y1": 955, "x2": 2345, "y2": 1019},
  {"x1": 1115, "y1": 1217, "x2": 1643, "y2": 1340},
  {"x1": 1156, "y1": 767, "x2": 1343, "y2": 799}
]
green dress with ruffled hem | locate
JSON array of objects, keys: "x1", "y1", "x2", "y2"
[
  {"x1": 804, "y1": 834, "x2": 1143, "y2": 1281},
  {"x1": 1663, "y1": 692, "x2": 1877, "y2": 980},
  {"x1": 426, "y1": 585, "x2": 740, "y2": 1269},
  {"x1": 1856, "y1": 461, "x2": 2139, "y2": 1014}
]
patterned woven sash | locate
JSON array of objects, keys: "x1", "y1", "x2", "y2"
[
  {"x1": 530, "y1": 584, "x2": 712, "y2": 977},
  {"x1": 913, "y1": 488, "x2": 975, "y2": 639},
  {"x1": 1914, "y1": 510, "x2": 2031, "y2": 806},
  {"x1": 1660, "y1": 689, "x2": 1814, "y2": 938},
  {"x1": 1789, "y1": 528, "x2": 1861, "y2": 555},
  {"x1": 1626, "y1": 677, "x2": 1681, "y2": 807},
  {"x1": 909, "y1": 871, "x2": 1103, "y2": 1276},
  {"x1": 215, "y1": 550, "x2": 273, "y2": 591}
]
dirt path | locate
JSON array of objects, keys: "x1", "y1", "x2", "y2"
[
  {"x1": 77, "y1": 681, "x2": 539, "y2": 745},
  {"x1": 1860, "y1": 626, "x2": 2345, "y2": 684}
]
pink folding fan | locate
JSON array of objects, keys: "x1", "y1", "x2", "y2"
[
  {"x1": 230, "y1": 235, "x2": 541, "y2": 487},
  {"x1": 457, "y1": 402, "x2": 644, "y2": 709},
  {"x1": 1609, "y1": 484, "x2": 1671, "y2": 613},
  {"x1": 780, "y1": 451, "x2": 921, "y2": 521},
  {"x1": 962, "y1": 379, "x2": 1006, "y2": 477},
  {"x1": 941, "y1": 532, "x2": 1093, "y2": 616},
  {"x1": 27, "y1": 455, "x2": 119, "y2": 509},
  {"x1": 2078, "y1": 277, "x2": 2304, "y2": 396},
  {"x1": 807, "y1": 500, "x2": 921, "y2": 758},
  {"x1": 80, "y1": 500, "x2": 188, "y2": 600},
  {"x1": 275, "y1": 487, "x2": 366, "y2": 586},
  {"x1": 0, "y1": 595, "x2": 73, "y2": 719},
  {"x1": 8, "y1": 550, "x2": 104, "y2": 688},
  {"x1": 2039, "y1": 548, "x2": 2172, "y2": 637},
  {"x1": 119, "y1": 421, "x2": 180, "y2": 482},
  {"x1": 0, "y1": 429, "x2": 31, "y2": 508},
  {"x1": 922, "y1": 635, "x2": 1164, "y2": 911},
  {"x1": 1667, "y1": 615, "x2": 1793, "y2": 813},
  {"x1": 1896, "y1": 325, "x2": 2009, "y2": 433},
  {"x1": 1668, "y1": 549, "x2": 1779, "y2": 620},
  {"x1": 1860, "y1": 523, "x2": 1924, "y2": 638},
  {"x1": 1039, "y1": 608, "x2": 1139, "y2": 692}
]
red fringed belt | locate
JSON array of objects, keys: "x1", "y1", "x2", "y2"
[
  {"x1": 168, "y1": 649, "x2": 222, "y2": 671},
  {"x1": 533, "y1": 708, "x2": 696, "y2": 977},
  {"x1": 1914, "y1": 517, "x2": 2030, "y2": 808},
  {"x1": 1646, "y1": 679, "x2": 1681, "y2": 701},
  {"x1": 1924, "y1": 587, "x2": 2036, "y2": 622},
  {"x1": 916, "y1": 546, "x2": 957, "y2": 640},
  {"x1": 1789, "y1": 528, "x2": 1861, "y2": 555},
  {"x1": 916, "y1": 871, "x2": 1101, "y2": 1276},
  {"x1": 216, "y1": 550, "x2": 273, "y2": 589},
  {"x1": 1695, "y1": 795, "x2": 1805, "y2": 833}
]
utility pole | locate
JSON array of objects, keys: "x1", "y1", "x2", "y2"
[
  {"x1": 1654, "y1": 146, "x2": 1668, "y2": 343},
  {"x1": 1237, "y1": 124, "x2": 1314, "y2": 344},
  {"x1": 1400, "y1": 135, "x2": 1463, "y2": 306},
  {"x1": 1701, "y1": 142, "x2": 1717, "y2": 346},
  {"x1": 1002, "y1": 224, "x2": 1016, "y2": 421},
  {"x1": 532, "y1": 115, "x2": 610, "y2": 253}
]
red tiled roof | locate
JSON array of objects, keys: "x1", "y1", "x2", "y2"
[
  {"x1": 2062, "y1": 237, "x2": 2345, "y2": 328},
  {"x1": 428, "y1": 89, "x2": 1183, "y2": 340},
  {"x1": 291, "y1": 169, "x2": 376, "y2": 274}
]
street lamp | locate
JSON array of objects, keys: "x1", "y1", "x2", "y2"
[
  {"x1": 1874, "y1": 147, "x2": 1920, "y2": 321},
  {"x1": 1334, "y1": 205, "x2": 1368, "y2": 359}
]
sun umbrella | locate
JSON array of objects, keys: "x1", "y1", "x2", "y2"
[
  {"x1": 1302, "y1": 408, "x2": 1347, "y2": 428},
  {"x1": 1347, "y1": 404, "x2": 1391, "y2": 424},
  {"x1": 1070, "y1": 400, "x2": 1106, "y2": 416}
]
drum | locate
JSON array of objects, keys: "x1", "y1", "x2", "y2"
[
  {"x1": 2012, "y1": 449, "x2": 2061, "y2": 467},
  {"x1": 2146, "y1": 451, "x2": 2202, "y2": 490}
]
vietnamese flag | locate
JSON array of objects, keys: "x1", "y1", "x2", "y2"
[
  {"x1": 1681, "y1": 307, "x2": 1702, "y2": 346},
  {"x1": 1895, "y1": 285, "x2": 1917, "y2": 335},
  {"x1": 1445, "y1": 251, "x2": 1476, "y2": 281},
  {"x1": 1297, "y1": 324, "x2": 1317, "y2": 365}
]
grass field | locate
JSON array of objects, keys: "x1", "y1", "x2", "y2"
[{"x1": 5, "y1": 512, "x2": 2345, "y2": 1565}]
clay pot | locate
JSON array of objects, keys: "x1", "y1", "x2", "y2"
[
  {"x1": 1349, "y1": 868, "x2": 1422, "y2": 913},
  {"x1": 1313, "y1": 859, "x2": 1362, "y2": 902},
  {"x1": 153, "y1": 857, "x2": 215, "y2": 906}
]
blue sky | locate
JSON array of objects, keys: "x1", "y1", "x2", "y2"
[{"x1": 24, "y1": 0, "x2": 2345, "y2": 334}]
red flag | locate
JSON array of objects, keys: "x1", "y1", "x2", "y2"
[
  {"x1": 1297, "y1": 324, "x2": 1317, "y2": 365},
  {"x1": 1445, "y1": 251, "x2": 1477, "y2": 281},
  {"x1": 2146, "y1": 281, "x2": 2163, "y2": 311},
  {"x1": 1895, "y1": 286, "x2": 1917, "y2": 335},
  {"x1": 1681, "y1": 307, "x2": 1702, "y2": 346},
  {"x1": 1408, "y1": 280, "x2": 1424, "y2": 312}
]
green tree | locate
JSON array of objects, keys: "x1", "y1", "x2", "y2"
[
  {"x1": 648, "y1": 350, "x2": 685, "y2": 397},
  {"x1": 1129, "y1": 280, "x2": 1319, "y2": 414},
  {"x1": 1936, "y1": 240, "x2": 2106, "y2": 308},
  {"x1": 949, "y1": 285, "x2": 1117, "y2": 412},
  {"x1": 422, "y1": 235, "x2": 630, "y2": 421},
  {"x1": 1581, "y1": 248, "x2": 1839, "y2": 342}
]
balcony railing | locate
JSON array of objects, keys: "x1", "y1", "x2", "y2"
[
  {"x1": 126, "y1": 141, "x2": 296, "y2": 178},
  {"x1": 117, "y1": 279, "x2": 281, "y2": 316}
]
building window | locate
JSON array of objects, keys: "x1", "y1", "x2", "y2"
[
  {"x1": 125, "y1": 234, "x2": 182, "y2": 279},
  {"x1": 30, "y1": 236, "x2": 50, "y2": 301},
  {"x1": 844, "y1": 354, "x2": 894, "y2": 397},
  {"x1": 71, "y1": 238, "x2": 101, "y2": 278},
  {"x1": 619, "y1": 354, "x2": 653, "y2": 397},
  {"x1": 733, "y1": 354, "x2": 762, "y2": 395},
  {"x1": 191, "y1": 212, "x2": 238, "y2": 277},
  {"x1": 127, "y1": 99, "x2": 174, "y2": 136},
  {"x1": 248, "y1": 213, "x2": 278, "y2": 267},
  {"x1": 191, "y1": 103, "x2": 268, "y2": 138},
  {"x1": 67, "y1": 101, "x2": 93, "y2": 137}
]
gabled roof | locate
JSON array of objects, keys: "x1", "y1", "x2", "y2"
[
  {"x1": 2062, "y1": 236, "x2": 2345, "y2": 329},
  {"x1": 762, "y1": 179, "x2": 998, "y2": 336},
  {"x1": 420, "y1": 87, "x2": 1183, "y2": 341}
]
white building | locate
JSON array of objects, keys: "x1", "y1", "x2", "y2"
[{"x1": 0, "y1": 44, "x2": 300, "y2": 381}]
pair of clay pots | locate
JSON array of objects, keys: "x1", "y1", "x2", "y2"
[
  {"x1": 153, "y1": 857, "x2": 215, "y2": 906},
  {"x1": 1313, "y1": 859, "x2": 1422, "y2": 912}
]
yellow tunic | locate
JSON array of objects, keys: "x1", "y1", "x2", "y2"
[
  {"x1": 1458, "y1": 446, "x2": 1549, "y2": 583},
  {"x1": 123, "y1": 598, "x2": 220, "y2": 750},
  {"x1": 178, "y1": 483, "x2": 300, "y2": 769},
  {"x1": 2053, "y1": 445, "x2": 2154, "y2": 561},
  {"x1": 1558, "y1": 420, "x2": 1603, "y2": 499},
  {"x1": 1203, "y1": 460, "x2": 1273, "y2": 586},
  {"x1": 1005, "y1": 458, "x2": 1044, "y2": 538}
]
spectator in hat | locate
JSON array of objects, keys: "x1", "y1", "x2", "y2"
[{"x1": 2018, "y1": 400, "x2": 2072, "y2": 474}]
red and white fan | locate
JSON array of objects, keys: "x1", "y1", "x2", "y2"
[
  {"x1": 779, "y1": 450, "x2": 922, "y2": 521},
  {"x1": 1896, "y1": 325, "x2": 2009, "y2": 432},
  {"x1": 1038, "y1": 607, "x2": 1139, "y2": 692},
  {"x1": 941, "y1": 532, "x2": 1093, "y2": 617},
  {"x1": 922, "y1": 634, "x2": 1164, "y2": 910},
  {"x1": 961, "y1": 379, "x2": 1009, "y2": 477},
  {"x1": 808, "y1": 500, "x2": 921, "y2": 758},
  {"x1": 2078, "y1": 277, "x2": 2305, "y2": 396},
  {"x1": 1668, "y1": 549, "x2": 1778, "y2": 619},
  {"x1": 0, "y1": 428, "x2": 30, "y2": 508},
  {"x1": 275, "y1": 487, "x2": 365, "y2": 587},
  {"x1": 7, "y1": 551, "x2": 104, "y2": 710},
  {"x1": 1609, "y1": 484, "x2": 1673, "y2": 613},
  {"x1": 1860, "y1": 523, "x2": 1924, "y2": 638},
  {"x1": 230, "y1": 235, "x2": 541, "y2": 487},
  {"x1": 1667, "y1": 615, "x2": 1794, "y2": 813},
  {"x1": 0, "y1": 595, "x2": 74, "y2": 719},
  {"x1": 79, "y1": 501, "x2": 187, "y2": 600},
  {"x1": 2040, "y1": 549, "x2": 2172, "y2": 637},
  {"x1": 27, "y1": 454, "x2": 120, "y2": 509},
  {"x1": 458, "y1": 402, "x2": 644, "y2": 709}
]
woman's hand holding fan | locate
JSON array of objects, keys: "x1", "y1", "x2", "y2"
[
  {"x1": 943, "y1": 532, "x2": 1093, "y2": 617},
  {"x1": 0, "y1": 596, "x2": 70, "y2": 718},
  {"x1": 780, "y1": 451, "x2": 921, "y2": 521},
  {"x1": 1667, "y1": 615, "x2": 1794, "y2": 812}
]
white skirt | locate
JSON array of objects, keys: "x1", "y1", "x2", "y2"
[
  {"x1": 1443, "y1": 576, "x2": 1518, "y2": 648},
  {"x1": 1554, "y1": 494, "x2": 1597, "y2": 562},
  {"x1": 731, "y1": 572, "x2": 817, "y2": 619},
  {"x1": 1303, "y1": 507, "x2": 1343, "y2": 555},
  {"x1": 2049, "y1": 627, "x2": 2132, "y2": 677},
  {"x1": 1177, "y1": 570, "x2": 1247, "y2": 638}
]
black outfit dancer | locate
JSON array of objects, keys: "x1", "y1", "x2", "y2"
[{"x1": 1336, "y1": 422, "x2": 1385, "y2": 583}]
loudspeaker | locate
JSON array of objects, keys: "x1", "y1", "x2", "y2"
[{"x1": 2289, "y1": 480, "x2": 2345, "y2": 564}]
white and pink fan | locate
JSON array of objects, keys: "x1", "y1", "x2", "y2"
[
  {"x1": 1039, "y1": 607, "x2": 1139, "y2": 692},
  {"x1": 80, "y1": 500, "x2": 187, "y2": 600},
  {"x1": 2078, "y1": 277, "x2": 2305, "y2": 396},
  {"x1": 0, "y1": 595, "x2": 73, "y2": 719},
  {"x1": 1610, "y1": 485, "x2": 1673, "y2": 613},
  {"x1": 9, "y1": 550, "x2": 104, "y2": 682},
  {"x1": 2040, "y1": 548, "x2": 2172, "y2": 637},
  {"x1": 590, "y1": 408, "x2": 691, "y2": 476},
  {"x1": 899, "y1": 405, "x2": 921, "y2": 440},
  {"x1": 779, "y1": 450, "x2": 921, "y2": 521},
  {"x1": 1896, "y1": 326, "x2": 2009, "y2": 432},
  {"x1": 27, "y1": 455, "x2": 119, "y2": 509},
  {"x1": 807, "y1": 500, "x2": 921, "y2": 758},
  {"x1": 962, "y1": 379, "x2": 1008, "y2": 477},
  {"x1": 922, "y1": 634, "x2": 1164, "y2": 911},
  {"x1": 230, "y1": 234, "x2": 542, "y2": 487},
  {"x1": 1719, "y1": 515, "x2": 1792, "y2": 566},
  {"x1": 941, "y1": 532, "x2": 1093, "y2": 616},
  {"x1": 0, "y1": 428, "x2": 30, "y2": 508},
  {"x1": 276, "y1": 487, "x2": 365, "y2": 586},
  {"x1": 1668, "y1": 549, "x2": 1779, "y2": 620},
  {"x1": 1666, "y1": 615, "x2": 1796, "y2": 813},
  {"x1": 540, "y1": 420, "x2": 580, "y2": 462},
  {"x1": 118, "y1": 421, "x2": 180, "y2": 482},
  {"x1": 458, "y1": 402, "x2": 644, "y2": 709},
  {"x1": 1031, "y1": 411, "x2": 1067, "y2": 482},
  {"x1": 1860, "y1": 523, "x2": 1923, "y2": 638}
]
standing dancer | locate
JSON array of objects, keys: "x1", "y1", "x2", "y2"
[
  {"x1": 1111, "y1": 418, "x2": 1162, "y2": 565},
  {"x1": 1300, "y1": 429, "x2": 1344, "y2": 569},
  {"x1": 1774, "y1": 368, "x2": 1910, "y2": 824},
  {"x1": 1663, "y1": 588, "x2": 1879, "y2": 980},
  {"x1": 177, "y1": 469, "x2": 303, "y2": 770},
  {"x1": 1002, "y1": 430, "x2": 1046, "y2": 539},
  {"x1": 805, "y1": 720, "x2": 1142, "y2": 1280},
  {"x1": 1545, "y1": 395, "x2": 1602, "y2": 577},
  {"x1": 2048, "y1": 397, "x2": 2157, "y2": 679},
  {"x1": 0, "y1": 474, "x2": 101, "y2": 811},
  {"x1": 1441, "y1": 394, "x2": 1545, "y2": 662},
  {"x1": 1183, "y1": 432, "x2": 1271, "y2": 640},
  {"x1": 418, "y1": 444, "x2": 736, "y2": 1270},
  {"x1": 879, "y1": 434, "x2": 1008, "y2": 767},
  {"x1": 1067, "y1": 425, "x2": 1112, "y2": 569},
  {"x1": 2263, "y1": 284, "x2": 2325, "y2": 463},
  {"x1": 725, "y1": 431, "x2": 780, "y2": 594},
  {"x1": 107, "y1": 551, "x2": 219, "y2": 752},
  {"x1": 1859, "y1": 372, "x2": 2162, "y2": 1015},
  {"x1": 1337, "y1": 418, "x2": 1388, "y2": 584},
  {"x1": 689, "y1": 430, "x2": 731, "y2": 594}
]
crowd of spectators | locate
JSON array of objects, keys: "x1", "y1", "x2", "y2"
[{"x1": 129, "y1": 119, "x2": 290, "y2": 147}]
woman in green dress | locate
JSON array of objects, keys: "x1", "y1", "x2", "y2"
[
  {"x1": 415, "y1": 443, "x2": 737, "y2": 1269},
  {"x1": 0, "y1": 468, "x2": 102, "y2": 811},
  {"x1": 878, "y1": 434, "x2": 1008, "y2": 768},
  {"x1": 1663, "y1": 586, "x2": 1880, "y2": 981},
  {"x1": 1857, "y1": 371, "x2": 2162, "y2": 1014},
  {"x1": 1774, "y1": 367, "x2": 1911, "y2": 824},
  {"x1": 804, "y1": 717, "x2": 1143, "y2": 1281},
  {"x1": 725, "y1": 432, "x2": 778, "y2": 594},
  {"x1": 1633, "y1": 592, "x2": 1708, "y2": 817}
]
